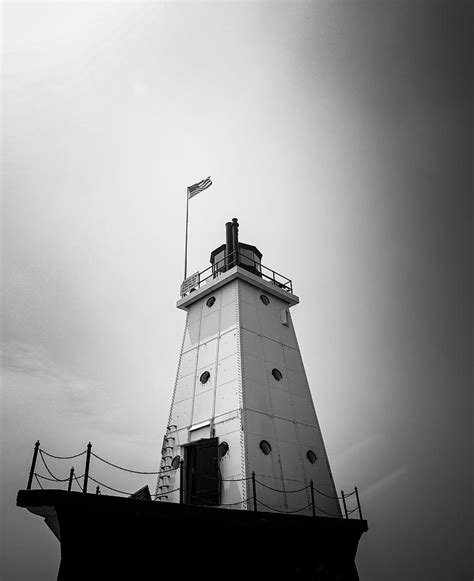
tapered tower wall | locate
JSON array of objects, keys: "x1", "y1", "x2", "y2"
[
  {"x1": 157, "y1": 267, "x2": 341, "y2": 517},
  {"x1": 238, "y1": 279, "x2": 341, "y2": 517}
]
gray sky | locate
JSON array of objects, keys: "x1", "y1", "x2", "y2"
[{"x1": 1, "y1": 2, "x2": 472, "y2": 580}]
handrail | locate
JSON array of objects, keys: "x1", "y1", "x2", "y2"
[{"x1": 181, "y1": 250, "x2": 293, "y2": 297}]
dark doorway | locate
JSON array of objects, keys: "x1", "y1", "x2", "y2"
[{"x1": 183, "y1": 438, "x2": 220, "y2": 506}]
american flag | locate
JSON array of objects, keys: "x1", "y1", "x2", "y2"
[{"x1": 187, "y1": 176, "x2": 212, "y2": 199}]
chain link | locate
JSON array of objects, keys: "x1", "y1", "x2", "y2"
[
  {"x1": 40, "y1": 448, "x2": 86, "y2": 460},
  {"x1": 256, "y1": 499, "x2": 313, "y2": 514},
  {"x1": 39, "y1": 451, "x2": 70, "y2": 482},
  {"x1": 91, "y1": 452, "x2": 160, "y2": 475}
]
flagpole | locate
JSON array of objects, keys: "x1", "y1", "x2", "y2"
[
  {"x1": 183, "y1": 177, "x2": 211, "y2": 282},
  {"x1": 184, "y1": 189, "x2": 189, "y2": 280}
]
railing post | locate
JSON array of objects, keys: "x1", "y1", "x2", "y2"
[
  {"x1": 252, "y1": 471, "x2": 258, "y2": 512},
  {"x1": 354, "y1": 486, "x2": 363, "y2": 520},
  {"x1": 341, "y1": 490, "x2": 348, "y2": 519},
  {"x1": 67, "y1": 467, "x2": 75, "y2": 492},
  {"x1": 83, "y1": 442, "x2": 92, "y2": 494},
  {"x1": 27, "y1": 440, "x2": 40, "y2": 490},
  {"x1": 310, "y1": 480, "x2": 316, "y2": 517},
  {"x1": 95, "y1": 485, "x2": 101, "y2": 495},
  {"x1": 179, "y1": 460, "x2": 184, "y2": 504}
]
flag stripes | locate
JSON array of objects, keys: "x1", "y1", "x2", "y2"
[{"x1": 187, "y1": 176, "x2": 212, "y2": 199}]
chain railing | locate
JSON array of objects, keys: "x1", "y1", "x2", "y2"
[
  {"x1": 26, "y1": 441, "x2": 162, "y2": 498},
  {"x1": 25, "y1": 441, "x2": 363, "y2": 519}
]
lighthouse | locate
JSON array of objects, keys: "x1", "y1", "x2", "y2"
[
  {"x1": 156, "y1": 219, "x2": 342, "y2": 518},
  {"x1": 17, "y1": 217, "x2": 367, "y2": 581}
]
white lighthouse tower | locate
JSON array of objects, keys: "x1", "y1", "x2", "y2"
[{"x1": 156, "y1": 219, "x2": 341, "y2": 518}]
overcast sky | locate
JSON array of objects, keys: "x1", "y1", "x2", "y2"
[{"x1": 1, "y1": 1, "x2": 472, "y2": 580}]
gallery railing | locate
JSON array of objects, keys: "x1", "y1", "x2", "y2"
[{"x1": 180, "y1": 250, "x2": 293, "y2": 297}]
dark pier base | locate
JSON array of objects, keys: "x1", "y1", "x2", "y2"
[{"x1": 17, "y1": 489, "x2": 367, "y2": 580}]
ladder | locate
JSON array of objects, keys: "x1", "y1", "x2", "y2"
[{"x1": 155, "y1": 425, "x2": 177, "y2": 501}]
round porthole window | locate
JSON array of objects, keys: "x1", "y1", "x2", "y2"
[
  {"x1": 206, "y1": 296, "x2": 216, "y2": 308},
  {"x1": 171, "y1": 455, "x2": 181, "y2": 470},
  {"x1": 200, "y1": 371, "x2": 211, "y2": 384},
  {"x1": 218, "y1": 442, "x2": 229, "y2": 459},
  {"x1": 306, "y1": 450, "x2": 317, "y2": 464},
  {"x1": 271, "y1": 368, "x2": 283, "y2": 381},
  {"x1": 259, "y1": 440, "x2": 272, "y2": 455},
  {"x1": 260, "y1": 294, "x2": 270, "y2": 305}
]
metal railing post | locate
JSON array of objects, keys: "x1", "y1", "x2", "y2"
[
  {"x1": 179, "y1": 460, "x2": 184, "y2": 504},
  {"x1": 355, "y1": 486, "x2": 363, "y2": 520},
  {"x1": 252, "y1": 471, "x2": 258, "y2": 512},
  {"x1": 95, "y1": 485, "x2": 101, "y2": 495},
  {"x1": 341, "y1": 490, "x2": 348, "y2": 519},
  {"x1": 310, "y1": 480, "x2": 316, "y2": 517},
  {"x1": 27, "y1": 441, "x2": 40, "y2": 490},
  {"x1": 309, "y1": 480, "x2": 316, "y2": 516},
  {"x1": 83, "y1": 443, "x2": 92, "y2": 494},
  {"x1": 67, "y1": 467, "x2": 75, "y2": 492}
]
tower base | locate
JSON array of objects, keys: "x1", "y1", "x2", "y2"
[{"x1": 17, "y1": 489, "x2": 368, "y2": 580}]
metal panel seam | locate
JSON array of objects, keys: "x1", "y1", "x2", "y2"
[
  {"x1": 188, "y1": 301, "x2": 203, "y2": 441},
  {"x1": 210, "y1": 290, "x2": 223, "y2": 427},
  {"x1": 281, "y1": 314, "x2": 309, "y2": 505},
  {"x1": 236, "y1": 280, "x2": 248, "y2": 510}
]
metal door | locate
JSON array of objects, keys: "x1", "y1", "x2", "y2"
[{"x1": 184, "y1": 438, "x2": 220, "y2": 506}]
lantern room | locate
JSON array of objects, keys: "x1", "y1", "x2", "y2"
[{"x1": 210, "y1": 218, "x2": 262, "y2": 278}]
